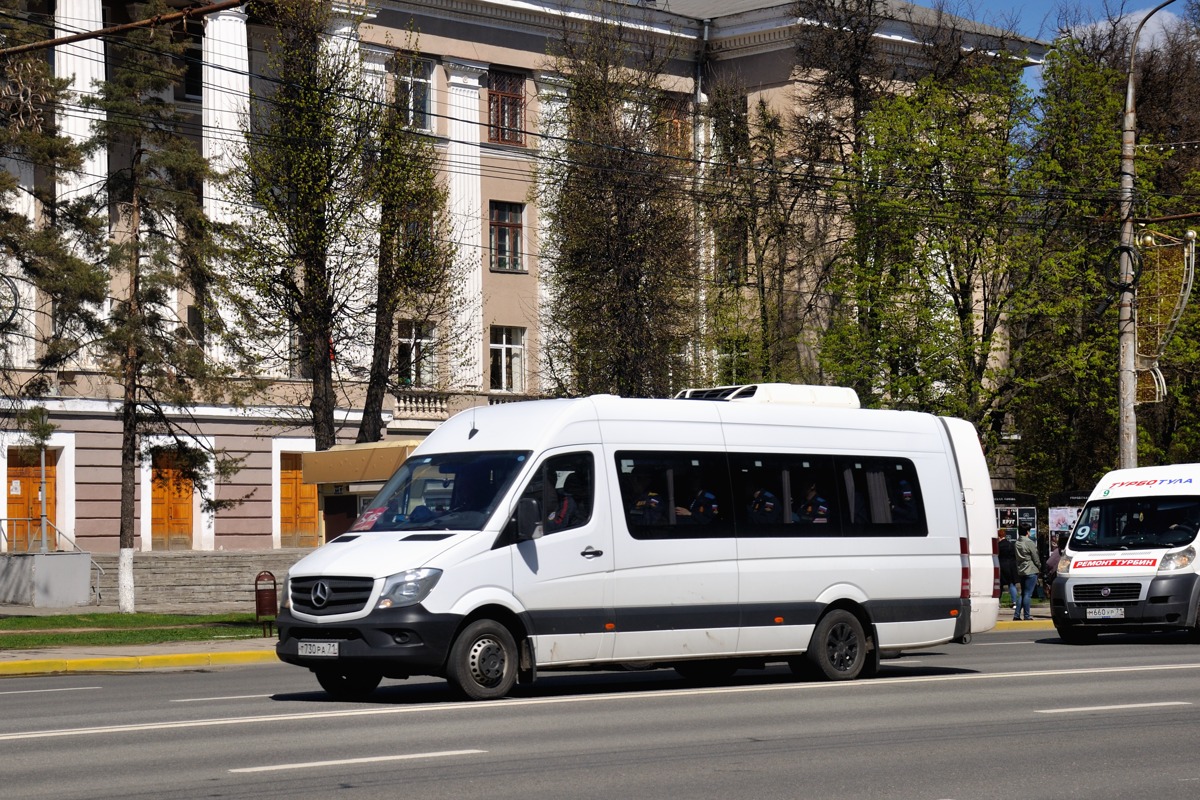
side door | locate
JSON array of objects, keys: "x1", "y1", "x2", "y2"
[
  {"x1": 609, "y1": 450, "x2": 740, "y2": 661},
  {"x1": 511, "y1": 448, "x2": 614, "y2": 666}
]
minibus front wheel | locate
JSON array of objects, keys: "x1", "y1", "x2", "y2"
[{"x1": 446, "y1": 619, "x2": 519, "y2": 700}]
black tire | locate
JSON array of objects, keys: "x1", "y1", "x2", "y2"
[
  {"x1": 1055, "y1": 624, "x2": 1098, "y2": 645},
  {"x1": 315, "y1": 668, "x2": 382, "y2": 701},
  {"x1": 446, "y1": 619, "x2": 518, "y2": 700},
  {"x1": 674, "y1": 660, "x2": 739, "y2": 683},
  {"x1": 806, "y1": 609, "x2": 867, "y2": 681}
]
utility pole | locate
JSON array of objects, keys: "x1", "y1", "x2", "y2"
[{"x1": 1117, "y1": 0, "x2": 1177, "y2": 469}]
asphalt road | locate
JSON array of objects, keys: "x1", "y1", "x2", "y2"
[{"x1": 2, "y1": 627, "x2": 1200, "y2": 800}]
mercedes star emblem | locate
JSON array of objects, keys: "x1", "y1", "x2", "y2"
[{"x1": 311, "y1": 580, "x2": 331, "y2": 608}]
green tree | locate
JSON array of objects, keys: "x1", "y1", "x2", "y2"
[
  {"x1": 0, "y1": 0, "x2": 104, "y2": 401},
  {"x1": 224, "y1": 0, "x2": 378, "y2": 449},
  {"x1": 355, "y1": 49, "x2": 463, "y2": 443},
  {"x1": 821, "y1": 54, "x2": 1041, "y2": 431},
  {"x1": 704, "y1": 85, "x2": 816, "y2": 384},
  {"x1": 537, "y1": 7, "x2": 699, "y2": 397},
  {"x1": 78, "y1": 1, "x2": 251, "y2": 611}
]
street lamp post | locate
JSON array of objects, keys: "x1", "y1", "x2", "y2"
[{"x1": 1118, "y1": 0, "x2": 1177, "y2": 469}]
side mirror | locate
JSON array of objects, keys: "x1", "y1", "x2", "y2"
[{"x1": 516, "y1": 497, "x2": 543, "y2": 541}]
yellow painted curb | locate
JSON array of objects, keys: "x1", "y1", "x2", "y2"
[
  {"x1": 0, "y1": 651, "x2": 279, "y2": 676},
  {"x1": 993, "y1": 619, "x2": 1056, "y2": 632},
  {"x1": 0, "y1": 659, "x2": 68, "y2": 676}
]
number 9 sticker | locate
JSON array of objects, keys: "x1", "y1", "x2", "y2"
[{"x1": 1074, "y1": 525, "x2": 1090, "y2": 539}]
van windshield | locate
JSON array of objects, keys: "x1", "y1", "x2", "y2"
[
  {"x1": 350, "y1": 451, "x2": 530, "y2": 533},
  {"x1": 1070, "y1": 496, "x2": 1200, "y2": 552}
]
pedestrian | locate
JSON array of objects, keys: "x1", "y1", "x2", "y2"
[
  {"x1": 1014, "y1": 523, "x2": 1042, "y2": 621},
  {"x1": 1043, "y1": 533, "x2": 1067, "y2": 602},
  {"x1": 998, "y1": 530, "x2": 1019, "y2": 611}
]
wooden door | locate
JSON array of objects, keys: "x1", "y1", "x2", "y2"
[
  {"x1": 280, "y1": 453, "x2": 319, "y2": 547},
  {"x1": 151, "y1": 452, "x2": 193, "y2": 550},
  {"x1": 5, "y1": 448, "x2": 58, "y2": 551}
]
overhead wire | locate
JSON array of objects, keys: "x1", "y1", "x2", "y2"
[{"x1": 3, "y1": 5, "x2": 1193, "y2": 275}]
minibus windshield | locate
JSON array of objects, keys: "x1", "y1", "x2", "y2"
[
  {"x1": 350, "y1": 450, "x2": 530, "y2": 533},
  {"x1": 1070, "y1": 495, "x2": 1200, "y2": 552}
]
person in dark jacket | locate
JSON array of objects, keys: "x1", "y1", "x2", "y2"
[
  {"x1": 998, "y1": 531, "x2": 1019, "y2": 611},
  {"x1": 1014, "y1": 523, "x2": 1042, "y2": 621}
]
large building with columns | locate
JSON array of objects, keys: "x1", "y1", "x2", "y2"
[{"x1": 0, "y1": 0, "x2": 1039, "y2": 556}]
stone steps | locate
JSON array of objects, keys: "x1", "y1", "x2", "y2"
[{"x1": 86, "y1": 550, "x2": 311, "y2": 613}]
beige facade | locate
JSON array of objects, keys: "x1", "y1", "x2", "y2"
[{"x1": 0, "y1": 1, "x2": 1042, "y2": 554}]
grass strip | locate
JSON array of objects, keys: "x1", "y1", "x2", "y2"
[{"x1": 0, "y1": 613, "x2": 269, "y2": 649}]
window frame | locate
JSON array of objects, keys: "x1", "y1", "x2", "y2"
[
  {"x1": 394, "y1": 55, "x2": 433, "y2": 131},
  {"x1": 489, "y1": 325, "x2": 525, "y2": 393},
  {"x1": 396, "y1": 320, "x2": 436, "y2": 388},
  {"x1": 489, "y1": 201, "x2": 524, "y2": 272},
  {"x1": 488, "y1": 70, "x2": 526, "y2": 145}
]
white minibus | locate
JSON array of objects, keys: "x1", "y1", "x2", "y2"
[
  {"x1": 276, "y1": 384, "x2": 999, "y2": 700},
  {"x1": 1052, "y1": 464, "x2": 1200, "y2": 643}
]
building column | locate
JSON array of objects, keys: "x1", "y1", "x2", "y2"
[
  {"x1": 534, "y1": 73, "x2": 570, "y2": 395},
  {"x1": 201, "y1": 6, "x2": 249, "y2": 224},
  {"x1": 445, "y1": 60, "x2": 487, "y2": 391},
  {"x1": 54, "y1": 0, "x2": 106, "y2": 204}
]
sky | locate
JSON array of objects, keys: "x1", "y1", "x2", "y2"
[{"x1": 907, "y1": 1, "x2": 1187, "y2": 42}]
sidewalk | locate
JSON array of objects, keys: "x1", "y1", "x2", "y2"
[
  {"x1": 0, "y1": 602, "x2": 1055, "y2": 678},
  {"x1": 0, "y1": 603, "x2": 281, "y2": 677}
]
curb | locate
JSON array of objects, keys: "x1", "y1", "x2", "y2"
[
  {"x1": 992, "y1": 619, "x2": 1055, "y2": 632},
  {"x1": 0, "y1": 651, "x2": 280, "y2": 677}
]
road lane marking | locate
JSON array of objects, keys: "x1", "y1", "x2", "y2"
[
  {"x1": 172, "y1": 695, "x2": 273, "y2": 703},
  {"x1": 229, "y1": 749, "x2": 485, "y2": 773},
  {"x1": 0, "y1": 686, "x2": 100, "y2": 697},
  {"x1": 1036, "y1": 701, "x2": 1191, "y2": 714},
  {"x1": 4, "y1": 662, "x2": 1200, "y2": 742}
]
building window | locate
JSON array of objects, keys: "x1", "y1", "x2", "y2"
[
  {"x1": 488, "y1": 70, "x2": 525, "y2": 145},
  {"x1": 394, "y1": 55, "x2": 432, "y2": 130},
  {"x1": 489, "y1": 326, "x2": 525, "y2": 392},
  {"x1": 660, "y1": 95, "x2": 691, "y2": 156},
  {"x1": 489, "y1": 201, "x2": 523, "y2": 272},
  {"x1": 397, "y1": 320, "x2": 435, "y2": 388},
  {"x1": 180, "y1": 20, "x2": 203, "y2": 100}
]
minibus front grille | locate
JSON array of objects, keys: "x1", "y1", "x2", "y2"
[
  {"x1": 290, "y1": 576, "x2": 375, "y2": 615},
  {"x1": 1072, "y1": 583, "x2": 1141, "y2": 603}
]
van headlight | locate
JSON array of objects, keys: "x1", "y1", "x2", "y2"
[
  {"x1": 1159, "y1": 546, "x2": 1196, "y2": 572},
  {"x1": 280, "y1": 579, "x2": 291, "y2": 610},
  {"x1": 1057, "y1": 554, "x2": 1072, "y2": 576},
  {"x1": 376, "y1": 568, "x2": 442, "y2": 609}
]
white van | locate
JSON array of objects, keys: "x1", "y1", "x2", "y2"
[
  {"x1": 276, "y1": 385, "x2": 999, "y2": 700},
  {"x1": 1052, "y1": 464, "x2": 1200, "y2": 643}
]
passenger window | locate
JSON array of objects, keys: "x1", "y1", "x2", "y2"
[
  {"x1": 514, "y1": 452, "x2": 594, "y2": 536},
  {"x1": 615, "y1": 451, "x2": 732, "y2": 539},
  {"x1": 729, "y1": 453, "x2": 840, "y2": 537},
  {"x1": 836, "y1": 457, "x2": 927, "y2": 536}
]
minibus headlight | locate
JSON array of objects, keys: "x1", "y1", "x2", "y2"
[
  {"x1": 1159, "y1": 546, "x2": 1196, "y2": 573},
  {"x1": 376, "y1": 568, "x2": 442, "y2": 609},
  {"x1": 1057, "y1": 554, "x2": 1072, "y2": 576},
  {"x1": 280, "y1": 579, "x2": 291, "y2": 610}
]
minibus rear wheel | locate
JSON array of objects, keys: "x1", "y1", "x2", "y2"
[
  {"x1": 805, "y1": 609, "x2": 866, "y2": 680},
  {"x1": 447, "y1": 619, "x2": 518, "y2": 700},
  {"x1": 315, "y1": 668, "x2": 382, "y2": 701}
]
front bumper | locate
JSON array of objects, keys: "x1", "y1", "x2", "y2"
[
  {"x1": 1052, "y1": 572, "x2": 1200, "y2": 631},
  {"x1": 276, "y1": 605, "x2": 463, "y2": 677}
]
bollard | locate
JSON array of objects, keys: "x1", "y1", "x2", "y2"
[{"x1": 254, "y1": 571, "x2": 278, "y2": 637}]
